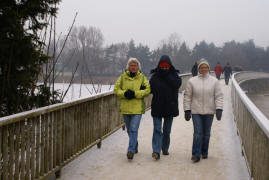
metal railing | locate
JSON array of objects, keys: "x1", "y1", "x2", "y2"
[{"x1": 231, "y1": 71, "x2": 269, "y2": 180}]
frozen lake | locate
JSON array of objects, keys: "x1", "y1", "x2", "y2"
[{"x1": 53, "y1": 83, "x2": 114, "y2": 102}]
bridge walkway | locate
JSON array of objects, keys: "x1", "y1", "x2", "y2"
[{"x1": 59, "y1": 80, "x2": 250, "y2": 180}]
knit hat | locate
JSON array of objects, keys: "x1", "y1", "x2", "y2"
[
  {"x1": 198, "y1": 58, "x2": 210, "y2": 69},
  {"x1": 159, "y1": 61, "x2": 171, "y2": 68}
]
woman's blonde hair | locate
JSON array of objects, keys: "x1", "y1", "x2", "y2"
[{"x1": 126, "y1": 57, "x2": 141, "y2": 70}]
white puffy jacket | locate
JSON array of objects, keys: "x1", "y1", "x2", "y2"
[{"x1": 183, "y1": 73, "x2": 223, "y2": 114}]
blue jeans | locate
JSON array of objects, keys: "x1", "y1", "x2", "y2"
[
  {"x1": 123, "y1": 114, "x2": 142, "y2": 153},
  {"x1": 152, "y1": 116, "x2": 173, "y2": 153},
  {"x1": 192, "y1": 114, "x2": 214, "y2": 158}
]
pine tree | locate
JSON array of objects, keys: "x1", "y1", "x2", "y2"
[{"x1": 0, "y1": 0, "x2": 61, "y2": 117}]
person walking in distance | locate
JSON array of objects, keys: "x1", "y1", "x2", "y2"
[
  {"x1": 114, "y1": 58, "x2": 150, "y2": 160},
  {"x1": 183, "y1": 58, "x2": 223, "y2": 163},
  {"x1": 191, "y1": 61, "x2": 198, "y2": 76},
  {"x1": 150, "y1": 55, "x2": 182, "y2": 160},
  {"x1": 214, "y1": 62, "x2": 223, "y2": 80},
  {"x1": 222, "y1": 62, "x2": 232, "y2": 85}
]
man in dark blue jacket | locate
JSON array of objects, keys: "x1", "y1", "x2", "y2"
[
  {"x1": 149, "y1": 55, "x2": 182, "y2": 160},
  {"x1": 222, "y1": 62, "x2": 232, "y2": 85},
  {"x1": 191, "y1": 61, "x2": 198, "y2": 76}
]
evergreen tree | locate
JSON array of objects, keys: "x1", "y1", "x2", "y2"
[
  {"x1": 127, "y1": 40, "x2": 152, "y2": 76},
  {"x1": 174, "y1": 42, "x2": 192, "y2": 73},
  {"x1": 0, "y1": 0, "x2": 61, "y2": 117}
]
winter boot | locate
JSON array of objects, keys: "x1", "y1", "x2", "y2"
[
  {"x1": 127, "y1": 152, "x2": 134, "y2": 160},
  {"x1": 152, "y1": 152, "x2": 160, "y2": 160}
]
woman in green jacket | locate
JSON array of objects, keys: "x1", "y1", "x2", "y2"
[{"x1": 114, "y1": 58, "x2": 150, "y2": 160}]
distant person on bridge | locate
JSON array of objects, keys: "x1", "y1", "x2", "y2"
[
  {"x1": 222, "y1": 62, "x2": 233, "y2": 85},
  {"x1": 149, "y1": 55, "x2": 182, "y2": 160},
  {"x1": 183, "y1": 58, "x2": 223, "y2": 163},
  {"x1": 191, "y1": 61, "x2": 198, "y2": 76},
  {"x1": 214, "y1": 62, "x2": 223, "y2": 80},
  {"x1": 114, "y1": 58, "x2": 150, "y2": 160}
]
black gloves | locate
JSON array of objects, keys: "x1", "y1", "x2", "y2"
[
  {"x1": 216, "y1": 109, "x2": 223, "y2": 120},
  {"x1": 124, "y1": 89, "x2": 135, "y2": 99},
  {"x1": 184, "y1": 110, "x2": 191, "y2": 121}
]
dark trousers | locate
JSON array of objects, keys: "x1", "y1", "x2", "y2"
[{"x1": 224, "y1": 76, "x2": 230, "y2": 85}]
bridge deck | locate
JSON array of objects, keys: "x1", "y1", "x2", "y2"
[{"x1": 59, "y1": 80, "x2": 250, "y2": 180}]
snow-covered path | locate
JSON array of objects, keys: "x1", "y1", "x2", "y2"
[{"x1": 59, "y1": 80, "x2": 250, "y2": 180}]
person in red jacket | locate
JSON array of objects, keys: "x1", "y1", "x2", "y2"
[{"x1": 214, "y1": 62, "x2": 223, "y2": 80}]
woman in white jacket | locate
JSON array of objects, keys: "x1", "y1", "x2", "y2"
[{"x1": 183, "y1": 58, "x2": 223, "y2": 163}]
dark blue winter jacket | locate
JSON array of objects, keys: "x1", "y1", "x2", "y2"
[{"x1": 150, "y1": 56, "x2": 182, "y2": 117}]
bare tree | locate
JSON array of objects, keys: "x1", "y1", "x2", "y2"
[
  {"x1": 40, "y1": 12, "x2": 79, "y2": 102},
  {"x1": 65, "y1": 26, "x2": 105, "y2": 96}
]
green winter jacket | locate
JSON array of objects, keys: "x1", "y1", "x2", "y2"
[{"x1": 114, "y1": 70, "x2": 150, "y2": 114}]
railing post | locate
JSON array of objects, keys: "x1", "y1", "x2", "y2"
[
  {"x1": 97, "y1": 97, "x2": 104, "y2": 149},
  {"x1": 55, "y1": 170, "x2": 61, "y2": 178},
  {"x1": 0, "y1": 126, "x2": 2, "y2": 180},
  {"x1": 97, "y1": 140, "x2": 102, "y2": 149}
]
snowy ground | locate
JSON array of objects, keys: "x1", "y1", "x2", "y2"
[{"x1": 56, "y1": 80, "x2": 250, "y2": 180}]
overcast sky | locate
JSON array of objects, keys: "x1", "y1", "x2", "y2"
[{"x1": 56, "y1": 0, "x2": 269, "y2": 49}]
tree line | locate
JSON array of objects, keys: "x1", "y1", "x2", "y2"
[{"x1": 55, "y1": 27, "x2": 269, "y2": 78}]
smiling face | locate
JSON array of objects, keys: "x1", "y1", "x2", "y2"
[
  {"x1": 199, "y1": 63, "x2": 209, "y2": 75},
  {"x1": 128, "y1": 61, "x2": 139, "y2": 73}
]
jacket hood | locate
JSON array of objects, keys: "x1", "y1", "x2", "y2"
[
  {"x1": 150, "y1": 55, "x2": 179, "y2": 74},
  {"x1": 158, "y1": 55, "x2": 172, "y2": 66}
]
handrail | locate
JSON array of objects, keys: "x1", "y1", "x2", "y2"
[
  {"x1": 0, "y1": 91, "x2": 113, "y2": 127},
  {"x1": 232, "y1": 73, "x2": 269, "y2": 138},
  {"x1": 231, "y1": 71, "x2": 269, "y2": 180}
]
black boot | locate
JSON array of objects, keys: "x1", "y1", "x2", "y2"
[
  {"x1": 127, "y1": 152, "x2": 134, "y2": 160},
  {"x1": 152, "y1": 152, "x2": 160, "y2": 160},
  {"x1": 192, "y1": 157, "x2": 200, "y2": 163},
  {"x1": 162, "y1": 151, "x2": 169, "y2": 155}
]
